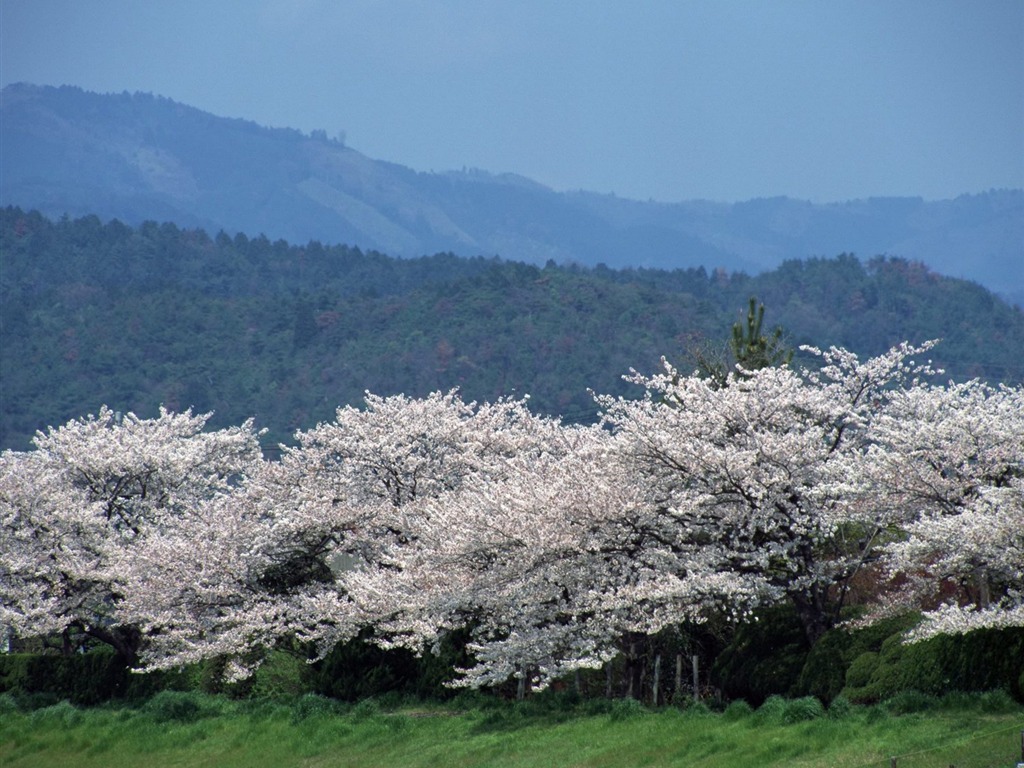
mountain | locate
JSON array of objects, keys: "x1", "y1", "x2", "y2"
[{"x1": 2, "y1": 83, "x2": 1022, "y2": 304}]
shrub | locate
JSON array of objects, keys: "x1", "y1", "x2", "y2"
[
  {"x1": 753, "y1": 694, "x2": 787, "y2": 724},
  {"x1": 449, "y1": 688, "x2": 498, "y2": 712},
  {"x1": 936, "y1": 690, "x2": 976, "y2": 710},
  {"x1": 187, "y1": 655, "x2": 257, "y2": 698},
  {"x1": 373, "y1": 690, "x2": 413, "y2": 711},
  {"x1": 607, "y1": 697, "x2": 646, "y2": 721},
  {"x1": 142, "y1": 690, "x2": 223, "y2": 723},
  {"x1": 11, "y1": 691, "x2": 60, "y2": 710},
  {"x1": 793, "y1": 627, "x2": 849, "y2": 704},
  {"x1": 0, "y1": 651, "x2": 131, "y2": 705},
  {"x1": 843, "y1": 652, "x2": 880, "y2": 693},
  {"x1": 795, "y1": 613, "x2": 919, "y2": 704},
  {"x1": 351, "y1": 697, "x2": 382, "y2": 721},
  {"x1": 532, "y1": 685, "x2": 582, "y2": 713},
  {"x1": 978, "y1": 689, "x2": 1019, "y2": 713},
  {"x1": 827, "y1": 695, "x2": 853, "y2": 720},
  {"x1": 884, "y1": 690, "x2": 939, "y2": 714},
  {"x1": 782, "y1": 696, "x2": 825, "y2": 723},
  {"x1": 310, "y1": 628, "x2": 469, "y2": 703},
  {"x1": 0, "y1": 692, "x2": 20, "y2": 715},
  {"x1": 680, "y1": 700, "x2": 712, "y2": 717},
  {"x1": 0, "y1": 650, "x2": 187, "y2": 705},
  {"x1": 864, "y1": 703, "x2": 888, "y2": 723},
  {"x1": 841, "y1": 626, "x2": 1024, "y2": 704},
  {"x1": 723, "y1": 699, "x2": 753, "y2": 720},
  {"x1": 290, "y1": 693, "x2": 345, "y2": 722},
  {"x1": 30, "y1": 700, "x2": 82, "y2": 728},
  {"x1": 248, "y1": 651, "x2": 311, "y2": 700}
]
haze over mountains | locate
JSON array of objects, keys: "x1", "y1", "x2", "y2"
[{"x1": 2, "y1": 83, "x2": 1022, "y2": 305}]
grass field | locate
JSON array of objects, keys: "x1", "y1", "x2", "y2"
[{"x1": 1, "y1": 691, "x2": 1022, "y2": 768}]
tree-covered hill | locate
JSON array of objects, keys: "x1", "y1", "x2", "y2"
[
  {"x1": 2, "y1": 206, "x2": 1022, "y2": 450},
  {"x1": 3, "y1": 83, "x2": 1022, "y2": 305}
]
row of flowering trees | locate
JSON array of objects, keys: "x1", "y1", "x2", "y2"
[{"x1": 1, "y1": 341, "x2": 1021, "y2": 691}]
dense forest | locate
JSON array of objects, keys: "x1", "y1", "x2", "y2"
[{"x1": 2, "y1": 205, "x2": 1022, "y2": 451}]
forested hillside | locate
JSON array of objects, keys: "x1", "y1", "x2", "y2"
[
  {"x1": 3, "y1": 84, "x2": 1022, "y2": 304},
  {"x1": 2, "y1": 206, "x2": 1022, "y2": 451}
]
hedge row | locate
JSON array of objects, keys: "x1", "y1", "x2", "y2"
[
  {"x1": 3, "y1": 615, "x2": 1022, "y2": 707},
  {"x1": 0, "y1": 630, "x2": 467, "y2": 707},
  {"x1": 0, "y1": 648, "x2": 188, "y2": 706},
  {"x1": 712, "y1": 606, "x2": 1024, "y2": 705}
]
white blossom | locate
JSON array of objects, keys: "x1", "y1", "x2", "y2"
[
  {"x1": 3, "y1": 343, "x2": 1018, "y2": 686},
  {"x1": 0, "y1": 407, "x2": 263, "y2": 660}
]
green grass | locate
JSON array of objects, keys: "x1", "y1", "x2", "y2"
[{"x1": 1, "y1": 692, "x2": 1022, "y2": 768}]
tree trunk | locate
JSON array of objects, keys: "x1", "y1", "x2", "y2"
[
  {"x1": 84, "y1": 624, "x2": 142, "y2": 667},
  {"x1": 61, "y1": 628, "x2": 74, "y2": 656},
  {"x1": 652, "y1": 654, "x2": 661, "y2": 707},
  {"x1": 976, "y1": 568, "x2": 991, "y2": 609},
  {"x1": 675, "y1": 654, "x2": 683, "y2": 703},
  {"x1": 692, "y1": 654, "x2": 700, "y2": 703},
  {"x1": 622, "y1": 633, "x2": 645, "y2": 700},
  {"x1": 790, "y1": 588, "x2": 833, "y2": 645}
]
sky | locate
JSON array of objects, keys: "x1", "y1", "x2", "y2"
[{"x1": 1, "y1": 0, "x2": 1022, "y2": 203}]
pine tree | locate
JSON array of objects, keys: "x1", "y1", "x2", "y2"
[{"x1": 691, "y1": 297, "x2": 793, "y2": 387}]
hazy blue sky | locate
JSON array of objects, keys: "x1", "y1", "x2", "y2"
[{"x1": 2, "y1": 0, "x2": 1021, "y2": 203}]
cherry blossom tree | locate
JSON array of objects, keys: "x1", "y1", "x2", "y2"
[
  {"x1": 125, "y1": 348, "x2": 1015, "y2": 688},
  {"x1": 0, "y1": 407, "x2": 264, "y2": 663},
  {"x1": 595, "y1": 342, "x2": 943, "y2": 644},
  {"x1": 114, "y1": 460, "x2": 360, "y2": 680},
  {"x1": 350, "y1": 423, "x2": 764, "y2": 692},
  {"x1": 5, "y1": 352, "x2": 1018, "y2": 692},
  {"x1": 117, "y1": 391, "x2": 565, "y2": 677},
  {"x1": 862, "y1": 379, "x2": 1024, "y2": 640}
]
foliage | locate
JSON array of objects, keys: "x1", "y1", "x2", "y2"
[
  {"x1": 3, "y1": 208, "x2": 1023, "y2": 453},
  {"x1": 141, "y1": 690, "x2": 224, "y2": 723},
  {"x1": 1, "y1": 211, "x2": 1022, "y2": 705},
  {"x1": 712, "y1": 606, "x2": 810, "y2": 705},
  {"x1": 599, "y1": 341, "x2": 955, "y2": 645},
  {"x1": 310, "y1": 632, "x2": 451, "y2": 702},
  {"x1": 691, "y1": 296, "x2": 793, "y2": 386},
  {"x1": 794, "y1": 613, "x2": 920, "y2": 703},
  {"x1": 0, "y1": 650, "x2": 185, "y2": 706},
  {"x1": 863, "y1": 380, "x2": 1024, "y2": 639},
  {"x1": 309, "y1": 630, "x2": 468, "y2": 704},
  {"x1": 289, "y1": 692, "x2": 348, "y2": 721},
  {"x1": 826, "y1": 695, "x2": 852, "y2": 719},
  {"x1": 722, "y1": 699, "x2": 753, "y2": 719},
  {"x1": 883, "y1": 689, "x2": 940, "y2": 714},
  {"x1": 246, "y1": 651, "x2": 314, "y2": 700},
  {"x1": 606, "y1": 696, "x2": 648, "y2": 721},
  {"x1": 782, "y1": 696, "x2": 826, "y2": 723},
  {"x1": 840, "y1": 626, "x2": 1024, "y2": 704},
  {"x1": 752, "y1": 694, "x2": 788, "y2": 724},
  {"x1": 0, "y1": 407, "x2": 264, "y2": 664}
]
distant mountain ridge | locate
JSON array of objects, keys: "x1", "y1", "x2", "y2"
[{"x1": 2, "y1": 83, "x2": 1021, "y2": 304}]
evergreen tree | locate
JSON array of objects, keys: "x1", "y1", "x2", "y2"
[{"x1": 690, "y1": 297, "x2": 793, "y2": 387}]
